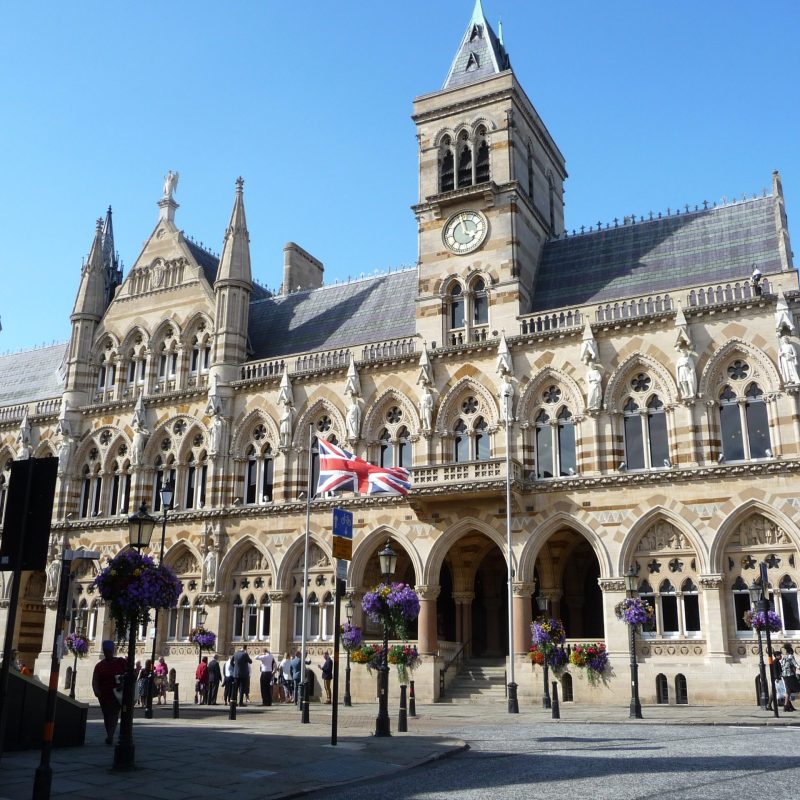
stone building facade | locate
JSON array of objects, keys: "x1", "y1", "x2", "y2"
[{"x1": 1, "y1": 1, "x2": 799, "y2": 706}]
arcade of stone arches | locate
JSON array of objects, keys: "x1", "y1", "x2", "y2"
[{"x1": 18, "y1": 501, "x2": 792, "y2": 680}]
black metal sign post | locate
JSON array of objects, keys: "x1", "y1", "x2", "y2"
[{"x1": 331, "y1": 576, "x2": 345, "y2": 746}]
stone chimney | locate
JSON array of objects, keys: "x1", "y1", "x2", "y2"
[{"x1": 282, "y1": 242, "x2": 324, "y2": 295}]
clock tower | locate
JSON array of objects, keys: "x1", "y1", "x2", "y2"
[{"x1": 412, "y1": 0, "x2": 567, "y2": 347}]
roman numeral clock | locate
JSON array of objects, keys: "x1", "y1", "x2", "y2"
[{"x1": 442, "y1": 209, "x2": 488, "y2": 255}]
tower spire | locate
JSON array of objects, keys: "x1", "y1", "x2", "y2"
[
  {"x1": 71, "y1": 218, "x2": 107, "y2": 320},
  {"x1": 443, "y1": 0, "x2": 510, "y2": 90},
  {"x1": 216, "y1": 176, "x2": 251, "y2": 285},
  {"x1": 101, "y1": 205, "x2": 122, "y2": 306}
]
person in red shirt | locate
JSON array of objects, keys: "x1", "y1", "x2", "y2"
[
  {"x1": 92, "y1": 640, "x2": 126, "y2": 745},
  {"x1": 195, "y1": 656, "x2": 210, "y2": 704}
]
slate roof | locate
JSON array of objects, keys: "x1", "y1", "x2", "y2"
[
  {"x1": 184, "y1": 238, "x2": 270, "y2": 300},
  {"x1": 0, "y1": 343, "x2": 66, "y2": 407},
  {"x1": 532, "y1": 196, "x2": 786, "y2": 312},
  {"x1": 443, "y1": 0, "x2": 510, "y2": 90},
  {"x1": 248, "y1": 270, "x2": 417, "y2": 360}
]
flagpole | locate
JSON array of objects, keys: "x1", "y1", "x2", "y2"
[
  {"x1": 505, "y1": 388, "x2": 518, "y2": 713},
  {"x1": 300, "y1": 423, "x2": 313, "y2": 723}
]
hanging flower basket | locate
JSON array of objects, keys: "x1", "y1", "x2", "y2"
[
  {"x1": 530, "y1": 617, "x2": 568, "y2": 669},
  {"x1": 340, "y1": 622, "x2": 363, "y2": 652},
  {"x1": 94, "y1": 549, "x2": 182, "y2": 641},
  {"x1": 351, "y1": 643, "x2": 384, "y2": 673},
  {"x1": 65, "y1": 632, "x2": 90, "y2": 658},
  {"x1": 615, "y1": 597, "x2": 654, "y2": 627},
  {"x1": 361, "y1": 583, "x2": 420, "y2": 639},
  {"x1": 743, "y1": 609, "x2": 783, "y2": 633},
  {"x1": 569, "y1": 642, "x2": 609, "y2": 685},
  {"x1": 387, "y1": 643, "x2": 421, "y2": 683},
  {"x1": 189, "y1": 627, "x2": 217, "y2": 651}
]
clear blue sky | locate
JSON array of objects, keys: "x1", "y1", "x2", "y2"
[{"x1": 1, "y1": 1, "x2": 798, "y2": 354}]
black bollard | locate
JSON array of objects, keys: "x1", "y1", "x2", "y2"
[
  {"x1": 398, "y1": 684, "x2": 408, "y2": 732},
  {"x1": 172, "y1": 682, "x2": 180, "y2": 719},
  {"x1": 301, "y1": 679, "x2": 310, "y2": 724},
  {"x1": 229, "y1": 682, "x2": 238, "y2": 721},
  {"x1": 551, "y1": 681, "x2": 560, "y2": 719},
  {"x1": 409, "y1": 679, "x2": 417, "y2": 717}
]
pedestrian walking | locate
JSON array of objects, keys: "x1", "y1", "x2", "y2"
[
  {"x1": 154, "y1": 656, "x2": 169, "y2": 704},
  {"x1": 91, "y1": 640, "x2": 126, "y2": 745},
  {"x1": 279, "y1": 652, "x2": 292, "y2": 702},
  {"x1": 290, "y1": 650, "x2": 302, "y2": 706}
]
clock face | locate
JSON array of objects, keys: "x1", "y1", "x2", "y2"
[{"x1": 442, "y1": 210, "x2": 488, "y2": 255}]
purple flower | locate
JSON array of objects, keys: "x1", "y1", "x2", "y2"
[
  {"x1": 361, "y1": 583, "x2": 420, "y2": 639},
  {"x1": 744, "y1": 609, "x2": 783, "y2": 633},
  {"x1": 615, "y1": 598, "x2": 654, "y2": 626},
  {"x1": 65, "y1": 633, "x2": 90, "y2": 657},
  {"x1": 190, "y1": 628, "x2": 217, "y2": 649},
  {"x1": 341, "y1": 622, "x2": 363, "y2": 651}
]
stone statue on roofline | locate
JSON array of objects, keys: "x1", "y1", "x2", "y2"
[{"x1": 162, "y1": 170, "x2": 179, "y2": 201}]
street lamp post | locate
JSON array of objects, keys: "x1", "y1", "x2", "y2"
[
  {"x1": 375, "y1": 540, "x2": 397, "y2": 738},
  {"x1": 623, "y1": 568, "x2": 643, "y2": 719},
  {"x1": 114, "y1": 504, "x2": 156, "y2": 771},
  {"x1": 535, "y1": 595, "x2": 551, "y2": 709},
  {"x1": 145, "y1": 481, "x2": 173, "y2": 719},
  {"x1": 749, "y1": 580, "x2": 770, "y2": 710},
  {"x1": 343, "y1": 598, "x2": 354, "y2": 707},
  {"x1": 195, "y1": 606, "x2": 207, "y2": 664}
]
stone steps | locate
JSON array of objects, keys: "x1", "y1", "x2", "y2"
[{"x1": 439, "y1": 659, "x2": 508, "y2": 704}]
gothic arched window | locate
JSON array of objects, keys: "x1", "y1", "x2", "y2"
[
  {"x1": 379, "y1": 428, "x2": 393, "y2": 469},
  {"x1": 449, "y1": 283, "x2": 465, "y2": 331},
  {"x1": 718, "y1": 373, "x2": 772, "y2": 462},
  {"x1": 456, "y1": 131, "x2": 472, "y2": 189},
  {"x1": 244, "y1": 430, "x2": 274, "y2": 505},
  {"x1": 475, "y1": 416, "x2": 490, "y2": 461},
  {"x1": 109, "y1": 459, "x2": 131, "y2": 516},
  {"x1": 472, "y1": 278, "x2": 488, "y2": 326},
  {"x1": 453, "y1": 419, "x2": 469, "y2": 463},
  {"x1": 533, "y1": 387, "x2": 576, "y2": 478},
  {"x1": 439, "y1": 135, "x2": 455, "y2": 193},
  {"x1": 622, "y1": 374, "x2": 670, "y2": 470},
  {"x1": 779, "y1": 576, "x2": 800, "y2": 633},
  {"x1": 475, "y1": 126, "x2": 490, "y2": 184}
]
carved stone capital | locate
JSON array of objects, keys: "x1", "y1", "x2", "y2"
[
  {"x1": 699, "y1": 574, "x2": 724, "y2": 589},
  {"x1": 415, "y1": 584, "x2": 441, "y2": 601},
  {"x1": 512, "y1": 581, "x2": 536, "y2": 597},
  {"x1": 598, "y1": 578, "x2": 626, "y2": 592},
  {"x1": 268, "y1": 591, "x2": 288, "y2": 603}
]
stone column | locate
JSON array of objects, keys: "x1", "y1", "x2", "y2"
[
  {"x1": 415, "y1": 585, "x2": 440, "y2": 656},
  {"x1": 598, "y1": 579, "x2": 629, "y2": 656},
  {"x1": 512, "y1": 582, "x2": 535, "y2": 655},
  {"x1": 699, "y1": 574, "x2": 729, "y2": 661},
  {"x1": 268, "y1": 592, "x2": 289, "y2": 656}
]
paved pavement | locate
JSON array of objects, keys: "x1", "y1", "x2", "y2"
[{"x1": 0, "y1": 698, "x2": 796, "y2": 799}]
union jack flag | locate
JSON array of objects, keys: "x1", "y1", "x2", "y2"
[{"x1": 316, "y1": 437, "x2": 412, "y2": 497}]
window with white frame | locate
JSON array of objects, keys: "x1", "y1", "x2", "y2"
[
  {"x1": 291, "y1": 543, "x2": 334, "y2": 641},
  {"x1": 230, "y1": 546, "x2": 272, "y2": 641},
  {"x1": 244, "y1": 424, "x2": 274, "y2": 505},
  {"x1": 533, "y1": 385, "x2": 576, "y2": 478},
  {"x1": 152, "y1": 446, "x2": 177, "y2": 512},
  {"x1": 622, "y1": 373, "x2": 670, "y2": 470},
  {"x1": 377, "y1": 405, "x2": 412, "y2": 469},
  {"x1": 718, "y1": 371, "x2": 772, "y2": 461},
  {"x1": 108, "y1": 456, "x2": 131, "y2": 516},
  {"x1": 779, "y1": 575, "x2": 800, "y2": 632},
  {"x1": 452, "y1": 395, "x2": 491, "y2": 462}
]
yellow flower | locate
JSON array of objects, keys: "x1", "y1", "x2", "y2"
[{"x1": 110, "y1": 570, "x2": 117, "y2": 576}]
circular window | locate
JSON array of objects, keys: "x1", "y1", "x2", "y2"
[
  {"x1": 630, "y1": 374, "x2": 651, "y2": 392},
  {"x1": 253, "y1": 424, "x2": 266, "y2": 441},
  {"x1": 173, "y1": 419, "x2": 187, "y2": 436},
  {"x1": 542, "y1": 386, "x2": 561, "y2": 404},
  {"x1": 727, "y1": 360, "x2": 750, "y2": 380},
  {"x1": 461, "y1": 396, "x2": 479, "y2": 414},
  {"x1": 161, "y1": 437, "x2": 172, "y2": 452},
  {"x1": 316, "y1": 416, "x2": 332, "y2": 432},
  {"x1": 386, "y1": 406, "x2": 402, "y2": 424}
]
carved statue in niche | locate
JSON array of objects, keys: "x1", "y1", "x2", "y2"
[
  {"x1": 778, "y1": 335, "x2": 800, "y2": 385},
  {"x1": 203, "y1": 544, "x2": 219, "y2": 591},
  {"x1": 57, "y1": 436, "x2": 74, "y2": 476},
  {"x1": 298, "y1": 543, "x2": 329, "y2": 570},
  {"x1": 279, "y1": 404, "x2": 294, "y2": 449},
  {"x1": 419, "y1": 384, "x2": 434, "y2": 430},
  {"x1": 45, "y1": 555, "x2": 61, "y2": 596},
  {"x1": 346, "y1": 399, "x2": 361, "y2": 440},
  {"x1": 585, "y1": 359, "x2": 603, "y2": 411},
  {"x1": 209, "y1": 414, "x2": 225, "y2": 457},
  {"x1": 173, "y1": 553, "x2": 199, "y2": 576},
  {"x1": 131, "y1": 421, "x2": 149, "y2": 467},
  {"x1": 675, "y1": 342, "x2": 698, "y2": 399}
]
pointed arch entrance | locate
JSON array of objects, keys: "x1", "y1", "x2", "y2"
[
  {"x1": 533, "y1": 528, "x2": 604, "y2": 640},
  {"x1": 435, "y1": 530, "x2": 508, "y2": 658}
]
